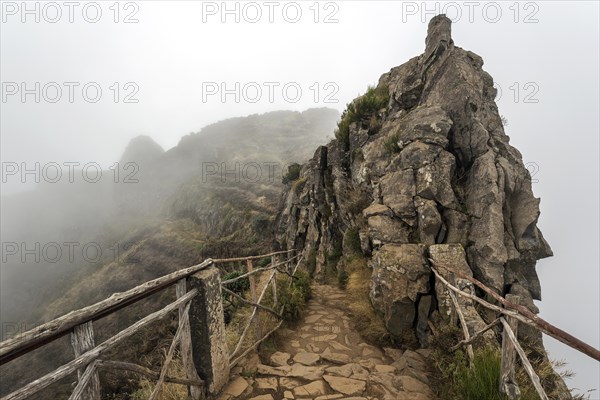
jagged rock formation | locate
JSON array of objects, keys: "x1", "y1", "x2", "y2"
[{"x1": 275, "y1": 15, "x2": 569, "y2": 397}]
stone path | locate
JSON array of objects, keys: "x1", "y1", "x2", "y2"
[{"x1": 218, "y1": 284, "x2": 436, "y2": 400}]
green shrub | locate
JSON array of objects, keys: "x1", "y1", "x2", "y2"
[
  {"x1": 337, "y1": 269, "x2": 349, "y2": 288},
  {"x1": 353, "y1": 84, "x2": 389, "y2": 117},
  {"x1": 335, "y1": 84, "x2": 390, "y2": 147},
  {"x1": 344, "y1": 227, "x2": 362, "y2": 255},
  {"x1": 278, "y1": 271, "x2": 312, "y2": 321},
  {"x1": 335, "y1": 111, "x2": 353, "y2": 147},
  {"x1": 282, "y1": 163, "x2": 301, "y2": 184},
  {"x1": 222, "y1": 271, "x2": 250, "y2": 296},
  {"x1": 221, "y1": 270, "x2": 251, "y2": 324},
  {"x1": 257, "y1": 257, "x2": 271, "y2": 268}
]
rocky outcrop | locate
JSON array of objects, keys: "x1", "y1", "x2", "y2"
[
  {"x1": 275, "y1": 14, "x2": 566, "y2": 396},
  {"x1": 429, "y1": 244, "x2": 496, "y2": 343},
  {"x1": 369, "y1": 244, "x2": 430, "y2": 339}
]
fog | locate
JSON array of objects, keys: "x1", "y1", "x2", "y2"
[{"x1": 1, "y1": 0, "x2": 598, "y2": 395}]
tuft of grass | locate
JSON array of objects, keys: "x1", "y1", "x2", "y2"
[
  {"x1": 335, "y1": 84, "x2": 390, "y2": 147},
  {"x1": 291, "y1": 177, "x2": 307, "y2": 194},
  {"x1": 282, "y1": 163, "x2": 301, "y2": 184},
  {"x1": 444, "y1": 347, "x2": 507, "y2": 400},
  {"x1": 431, "y1": 334, "x2": 517, "y2": 400},
  {"x1": 383, "y1": 132, "x2": 401, "y2": 154},
  {"x1": 225, "y1": 305, "x2": 253, "y2": 351},
  {"x1": 130, "y1": 351, "x2": 189, "y2": 400},
  {"x1": 516, "y1": 343, "x2": 592, "y2": 400},
  {"x1": 343, "y1": 255, "x2": 392, "y2": 346},
  {"x1": 431, "y1": 328, "x2": 580, "y2": 400}
]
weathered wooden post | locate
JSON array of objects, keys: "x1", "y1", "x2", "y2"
[
  {"x1": 246, "y1": 259, "x2": 262, "y2": 341},
  {"x1": 500, "y1": 294, "x2": 521, "y2": 399},
  {"x1": 271, "y1": 256, "x2": 278, "y2": 308},
  {"x1": 187, "y1": 266, "x2": 230, "y2": 397},
  {"x1": 176, "y1": 279, "x2": 203, "y2": 400},
  {"x1": 70, "y1": 322, "x2": 100, "y2": 400}
]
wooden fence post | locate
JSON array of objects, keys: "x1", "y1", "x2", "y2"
[
  {"x1": 271, "y1": 256, "x2": 278, "y2": 308},
  {"x1": 447, "y1": 288, "x2": 474, "y2": 366},
  {"x1": 70, "y1": 322, "x2": 100, "y2": 400},
  {"x1": 500, "y1": 294, "x2": 521, "y2": 399},
  {"x1": 176, "y1": 279, "x2": 203, "y2": 400},
  {"x1": 188, "y1": 266, "x2": 230, "y2": 396},
  {"x1": 246, "y1": 259, "x2": 262, "y2": 341}
]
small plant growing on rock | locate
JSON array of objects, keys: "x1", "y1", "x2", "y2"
[
  {"x1": 291, "y1": 177, "x2": 306, "y2": 194},
  {"x1": 335, "y1": 84, "x2": 390, "y2": 147},
  {"x1": 344, "y1": 227, "x2": 362, "y2": 255},
  {"x1": 383, "y1": 132, "x2": 401, "y2": 154},
  {"x1": 337, "y1": 269, "x2": 349, "y2": 288},
  {"x1": 282, "y1": 163, "x2": 301, "y2": 184}
]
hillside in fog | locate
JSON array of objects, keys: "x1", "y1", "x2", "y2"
[{"x1": 0, "y1": 107, "x2": 339, "y2": 329}]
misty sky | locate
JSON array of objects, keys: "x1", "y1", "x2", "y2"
[{"x1": 1, "y1": 0, "x2": 599, "y2": 394}]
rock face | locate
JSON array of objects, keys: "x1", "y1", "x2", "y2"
[
  {"x1": 275, "y1": 14, "x2": 561, "y2": 388},
  {"x1": 369, "y1": 244, "x2": 430, "y2": 338},
  {"x1": 429, "y1": 244, "x2": 496, "y2": 343}
]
